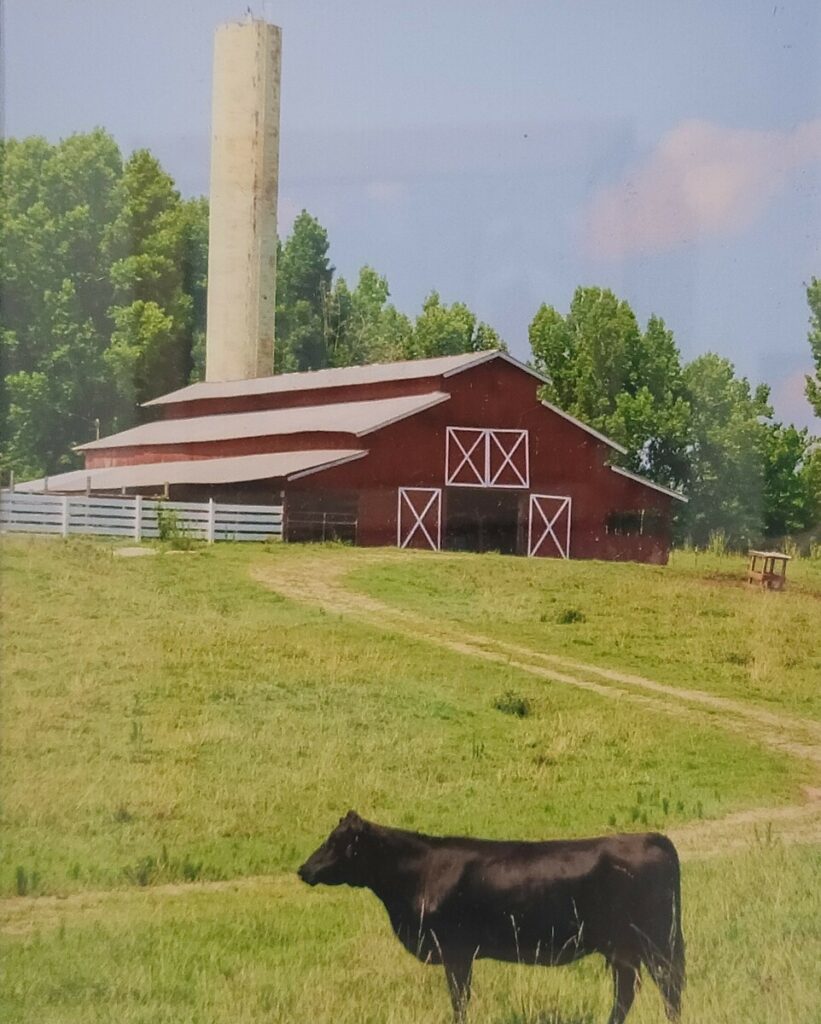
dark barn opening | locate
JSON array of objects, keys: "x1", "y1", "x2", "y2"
[
  {"x1": 444, "y1": 488, "x2": 522, "y2": 554},
  {"x1": 285, "y1": 490, "x2": 358, "y2": 544}
]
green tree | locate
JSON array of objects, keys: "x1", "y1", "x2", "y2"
[
  {"x1": 326, "y1": 266, "x2": 412, "y2": 367},
  {"x1": 3, "y1": 280, "x2": 107, "y2": 478},
  {"x1": 1, "y1": 131, "x2": 123, "y2": 475},
  {"x1": 680, "y1": 354, "x2": 772, "y2": 547},
  {"x1": 760, "y1": 423, "x2": 820, "y2": 537},
  {"x1": 529, "y1": 288, "x2": 690, "y2": 487},
  {"x1": 104, "y1": 149, "x2": 197, "y2": 412},
  {"x1": 805, "y1": 277, "x2": 821, "y2": 417},
  {"x1": 0, "y1": 132, "x2": 208, "y2": 478},
  {"x1": 275, "y1": 211, "x2": 333, "y2": 372},
  {"x1": 408, "y1": 291, "x2": 503, "y2": 359},
  {"x1": 176, "y1": 197, "x2": 209, "y2": 383}
]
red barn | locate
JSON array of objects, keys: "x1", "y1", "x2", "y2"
[{"x1": 22, "y1": 351, "x2": 686, "y2": 562}]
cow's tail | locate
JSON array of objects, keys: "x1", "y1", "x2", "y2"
[{"x1": 642, "y1": 836, "x2": 685, "y2": 1022}]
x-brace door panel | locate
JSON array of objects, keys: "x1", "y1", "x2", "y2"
[
  {"x1": 445, "y1": 427, "x2": 529, "y2": 488},
  {"x1": 528, "y1": 494, "x2": 572, "y2": 558},
  {"x1": 397, "y1": 487, "x2": 442, "y2": 550}
]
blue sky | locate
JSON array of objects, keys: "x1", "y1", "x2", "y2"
[{"x1": 5, "y1": 0, "x2": 820, "y2": 428}]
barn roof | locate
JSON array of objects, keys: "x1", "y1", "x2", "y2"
[
  {"x1": 608, "y1": 465, "x2": 688, "y2": 502},
  {"x1": 77, "y1": 392, "x2": 449, "y2": 451},
  {"x1": 16, "y1": 450, "x2": 367, "y2": 493},
  {"x1": 138, "y1": 350, "x2": 632, "y2": 455},
  {"x1": 141, "y1": 350, "x2": 543, "y2": 407}
]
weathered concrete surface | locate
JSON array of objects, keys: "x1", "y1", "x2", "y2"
[{"x1": 206, "y1": 20, "x2": 281, "y2": 382}]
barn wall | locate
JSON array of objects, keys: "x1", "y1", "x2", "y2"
[
  {"x1": 91, "y1": 355, "x2": 680, "y2": 563},
  {"x1": 288, "y1": 359, "x2": 677, "y2": 563}
]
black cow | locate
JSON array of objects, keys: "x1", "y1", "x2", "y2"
[{"x1": 298, "y1": 812, "x2": 684, "y2": 1024}]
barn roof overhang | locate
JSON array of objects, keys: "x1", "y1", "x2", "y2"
[
  {"x1": 141, "y1": 352, "x2": 495, "y2": 408},
  {"x1": 15, "y1": 450, "x2": 367, "y2": 494},
  {"x1": 77, "y1": 392, "x2": 449, "y2": 452},
  {"x1": 140, "y1": 350, "x2": 551, "y2": 408},
  {"x1": 608, "y1": 464, "x2": 688, "y2": 503}
]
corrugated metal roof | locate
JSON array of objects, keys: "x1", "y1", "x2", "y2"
[
  {"x1": 16, "y1": 450, "x2": 367, "y2": 493},
  {"x1": 142, "y1": 351, "x2": 505, "y2": 407},
  {"x1": 78, "y1": 392, "x2": 449, "y2": 451}
]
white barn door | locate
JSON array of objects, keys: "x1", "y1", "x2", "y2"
[
  {"x1": 397, "y1": 488, "x2": 442, "y2": 550},
  {"x1": 528, "y1": 494, "x2": 572, "y2": 558}
]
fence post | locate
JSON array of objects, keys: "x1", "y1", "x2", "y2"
[
  {"x1": 61, "y1": 495, "x2": 70, "y2": 538},
  {"x1": 134, "y1": 495, "x2": 143, "y2": 542},
  {"x1": 207, "y1": 498, "x2": 216, "y2": 544}
]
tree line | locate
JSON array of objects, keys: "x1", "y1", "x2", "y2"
[{"x1": 1, "y1": 130, "x2": 819, "y2": 547}]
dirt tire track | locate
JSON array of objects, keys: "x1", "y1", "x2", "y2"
[
  {"x1": 251, "y1": 555, "x2": 821, "y2": 763},
  {"x1": 251, "y1": 552, "x2": 821, "y2": 852}
]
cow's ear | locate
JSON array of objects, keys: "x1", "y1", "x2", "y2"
[{"x1": 345, "y1": 810, "x2": 364, "y2": 831}]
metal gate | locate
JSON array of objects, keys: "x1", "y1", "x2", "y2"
[
  {"x1": 528, "y1": 494, "x2": 572, "y2": 558},
  {"x1": 397, "y1": 487, "x2": 441, "y2": 550}
]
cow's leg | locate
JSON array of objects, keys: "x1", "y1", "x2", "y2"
[
  {"x1": 443, "y1": 956, "x2": 473, "y2": 1023},
  {"x1": 606, "y1": 961, "x2": 640, "y2": 1024}
]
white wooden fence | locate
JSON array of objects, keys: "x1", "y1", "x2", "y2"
[{"x1": 0, "y1": 490, "x2": 283, "y2": 543}]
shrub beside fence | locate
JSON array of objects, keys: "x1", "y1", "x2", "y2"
[{"x1": 0, "y1": 491, "x2": 283, "y2": 543}]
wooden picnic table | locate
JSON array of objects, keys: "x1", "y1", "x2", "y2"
[{"x1": 746, "y1": 550, "x2": 791, "y2": 591}]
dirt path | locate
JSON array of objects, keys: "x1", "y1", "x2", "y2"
[{"x1": 252, "y1": 551, "x2": 821, "y2": 852}]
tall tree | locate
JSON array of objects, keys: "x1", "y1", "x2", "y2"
[
  {"x1": 0, "y1": 132, "x2": 209, "y2": 478},
  {"x1": 760, "y1": 423, "x2": 820, "y2": 538},
  {"x1": 529, "y1": 288, "x2": 690, "y2": 487},
  {"x1": 804, "y1": 277, "x2": 821, "y2": 417},
  {"x1": 326, "y1": 266, "x2": 412, "y2": 367},
  {"x1": 1, "y1": 131, "x2": 123, "y2": 475},
  {"x1": 408, "y1": 291, "x2": 503, "y2": 359},
  {"x1": 104, "y1": 150, "x2": 196, "y2": 417},
  {"x1": 274, "y1": 211, "x2": 333, "y2": 372},
  {"x1": 177, "y1": 197, "x2": 210, "y2": 383},
  {"x1": 680, "y1": 354, "x2": 772, "y2": 547}
]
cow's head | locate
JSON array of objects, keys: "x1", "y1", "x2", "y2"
[{"x1": 298, "y1": 810, "x2": 370, "y2": 888}]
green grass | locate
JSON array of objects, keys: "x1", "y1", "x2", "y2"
[
  {"x1": 1, "y1": 538, "x2": 805, "y2": 898},
  {"x1": 350, "y1": 549, "x2": 821, "y2": 720},
  {"x1": 1, "y1": 537, "x2": 819, "y2": 1023},
  {"x1": 2, "y1": 845, "x2": 819, "y2": 1024}
]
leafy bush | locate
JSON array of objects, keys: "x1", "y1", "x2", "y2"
[
  {"x1": 556, "y1": 607, "x2": 586, "y2": 624},
  {"x1": 155, "y1": 503, "x2": 194, "y2": 550},
  {"x1": 492, "y1": 691, "x2": 531, "y2": 717}
]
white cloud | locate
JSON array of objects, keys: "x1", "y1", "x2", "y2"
[{"x1": 585, "y1": 118, "x2": 821, "y2": 259}]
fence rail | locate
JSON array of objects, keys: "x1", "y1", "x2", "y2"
[{"x1": 0, "y1": 490, "x2": 283, "y2": 543}]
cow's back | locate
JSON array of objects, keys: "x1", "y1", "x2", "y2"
[{"x1": 419, "y1": 832, "x2": 678, "y2": 965}]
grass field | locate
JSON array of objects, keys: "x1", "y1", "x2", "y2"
[
  {"x1": 1, "y1": 537, "x2": 819, "y2": 1023},
  {"x1": 352, "y1": 549, "x2": 821, "y2": 720}
]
